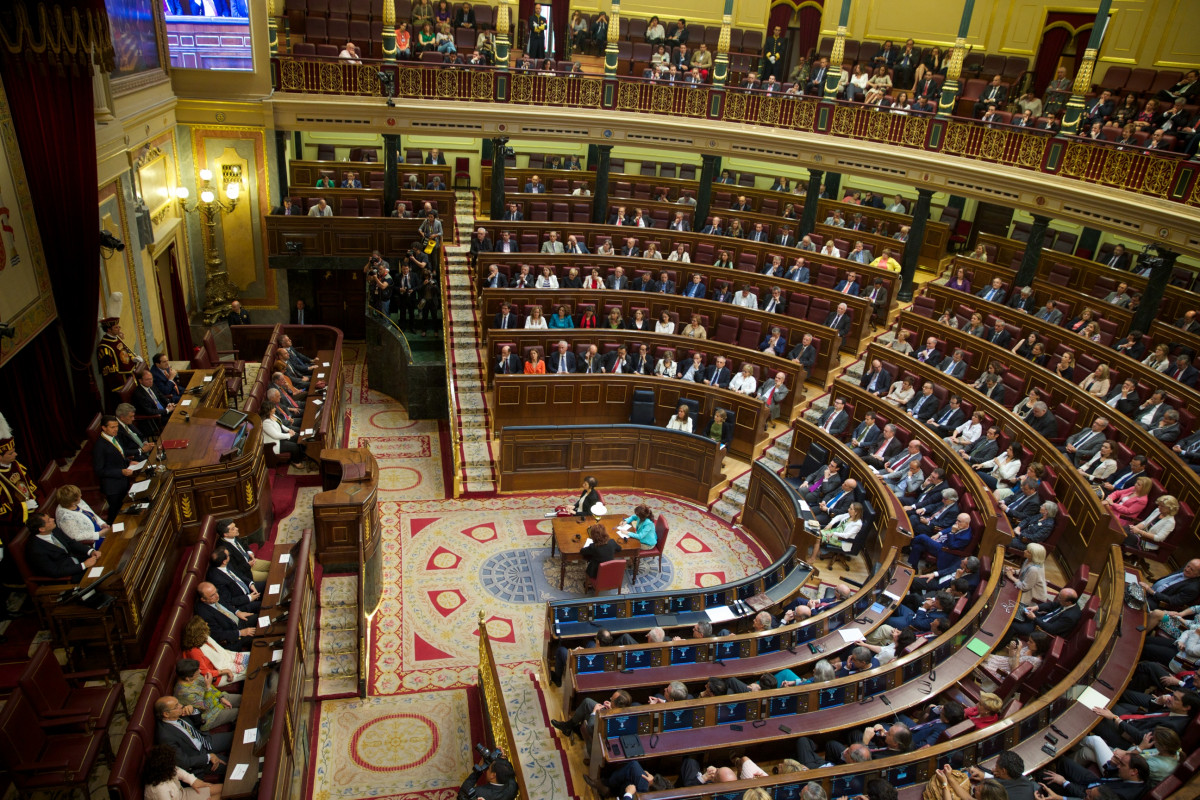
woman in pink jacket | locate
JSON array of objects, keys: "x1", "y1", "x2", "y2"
[{"x1": 1104, "y1": 475, "x2": 1152, "y2": 526}]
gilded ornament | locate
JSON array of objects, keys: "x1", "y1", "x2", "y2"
[
  {"x1": 1140, "y1": 156, "x2": 1172, "y2": 198},
  {"x1": 180, "y1": 494, "x2": 194, "y2": 519},
  {"x1": 320, "y1": 62, "x2": 343, "y2": 93},
  {"x1": 245, "y1": 482, "x2": 254, "y2": 506},
  {"x1": 944, "y1": 122, "x2": 970, "y2": 154},
  {"x1": 685, "y1": 87, "x2": 706, "y2": 117},
  {"x1": 1101, "y1": 150, "x2": 1132, "y2": 188},
  {"x1": 436, "y1": 70, "x2": 458, "y2": 98},
  {"x1": 757, "y1": 97, "x2": 780, "y2": 126},
  {"x1": 1017, "y1": 133, "x2": 1046, "y2": 168},
  {"x1": 617, "y1": 82, "x2": 641, "y2": 111},
  {"x1": 867, "y1": 108, "x2": 890, "y2": 141},
  {"x1": 1061, "y1": 143, "x2": 1091, "y2": 178},
  {"x1": 831, "y1": 105, "x2": 855, "y2": 136},
  {"x1": 723, "y1": 91, "x2": 747, "y2": 122},
  {"x1": 280, "y1": 59, "x2": 305, "y2": 91},
  {"x1": 579, "y1": 79, "x2": 603, "y2": 108},
  {"x1": 903, "y1": 116, "x2": 928, "y2": 147},
  {"x1": 357, "y1": 65, "x2": 380, "y2": 95},
  {"x1": 981, "y1": 129, "x2": 1005, "y2": 161},
  {"x1": 546, "y1": 76, "x2": 567, "y2": 105},
  {"x1": 398, "y1": 67, "x2": 421, "y2": 96},
  {"x1": 512, "y1": 73, "x2": 533, "y2": 103},
  {"x1": 792, "y1": 99, "x2": 816, "y2": 131},
  {"x1": 651, "y1": 85, "x2": 673, "y2": 114},
  {"x1": 472, "y1": 70, "x2": 493, "y2": 100}
]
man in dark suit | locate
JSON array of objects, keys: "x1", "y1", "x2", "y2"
[
  {"x1": 859, "y1": 359, "x2": 892, "y2": 396},
  {"x1": 833, "y1": 273, "x2": 860, "y2": 295},
  {"x1": 225, "y1": 300, "x2": 251, "y2": 325},
  {"x1": 481, "y1": 264, "x2": 508, "y2": 290},
  {"x1": 603, "y1": 346, "x2": 633, "y2": 374},
  {"x1": 1081, "y1": 89, "x2": 1115, "y2": 128},
  {"x1": 549, "y1": 342, "x2": 577, "y2": 375},
  {"x1": 846, "y1": 412, "x2": 880, "y2": 452},
  {"x1": 207, "y1": 546, "x2": 261, "y2": 612},
  {"x1": 1008, "y1": 286, "x2": 1038, "y2": 313},
  {"x1": 796, "y1": 463, "x2": 843, "y2": 506},
  {"x1": 1169, "y1": 354, "x2": 1199, "y2": 388},
  {"x1": 985, "y1": 319, "x2": 1012, "y2": 347},
  {"x1": 1026, "y1": 402, "x2": 1059, "y2": 439},
  {"x1": 1003, "y1": 589, "x2": 1081, "y2": 645},
  {"x1": 937, "y1": 350, "x2": 968, "y2": 380},
  {"x1": 1100, "y1": 243, "x2": 1131, "y2": 270},
  {"x1": 629, "y1": 345, "x2": 653, "y2": 376},
  {"x1": 1138, "y1": 558, "x2": 1200, "y2": 611},
  {"x1": 94, "y1": 415, "x2": 134, "y2": 524},
  {"x1": 711, "y1": 283, "x2": 734, "y2": 303},
  {"x1": 785, "y1": 257, "x2": 809, "y2": 283},
  {"x1": 609, "y1": 206, "x2": 632, "y2": 226},
  {"x1": 776, "y1": 227, "x2": 795, "y2": 247},
  {"x1": 23, "y1": 512, "x2": 98, "y2": 581},
  {"x1": 746, "y1": 222, "x2": 769, "y2": 242},
  {"x1": 681, "y1": 274, "x2": 706, "y2": 298},
  {"x1": 148, "y1": 354, "x2": 182, "y2": 405},
  {"x1": 927, "y1": 395, "x2": 966, "y2": 437},
  {"x1": 815, "y1": 398, "x2": 849, "y2": 437},
  {"x1": 825, "y1": 303, "x2": 852, "y2": 339},
  {"x1": 1040, "y1": 752, "x2": 1149, "y2": 800},
  {"x1": 632, "y1": 272, "x2": 655, "y2": 292},
  {"x1": 114, "y1": 404, "x2": 155, "y2": 457},
  {"x1": 606, "y1": 267, "x2": 630, "y2": 290},
  {"x1": 698, "y1": 355, "x2": 732, "y2": 388},
  {"x1": 424, "y1": 148, "x2": 447, "y2": 165},
  {"x1": 524, "y1": 174, "x2": 546, "y2": 193},
  {"x1": 788, "y1": 333, "x2": 816, "y2": 372},
  {"x1": 973, "y1": 75, "x2": 1008, "y2": 117},
  {"x1": 495, "y1": 345, "x2": 522, "y2": 376},
  {"x1": 812, "y1": 477, "x2": 857, "y2": 526},
  {"x1": 501, "y1": 203, "x2": 523, "y2": 221},
  {"x1": 857, "y1": 423, "x2": 900, "y2": 464},
  {"x1": 902, "y1": 471, "x2": 950, "y2": 519},
  {"x1": 914, "y1": 337, "x2": 943, "y2": 367},
  {"x1": 977, "y1": 277, "x2": 1007, "y2": 304},
  {"x1": 576, "y1": 345, "x2": 604, "y2": 374},
  {"x1": 805, "y1": 57, "x2": 829, "y2": 96},
  {"x1": 655, "y1": 272, "x2": 676, "y2": 295},
  {"x1": 194, "y1": 581, "x2": 256, "y2": 652},
  {"x1": 759, "y1": 286, "x2": 786, "y2": 314},
  {"x1": 289, "y1": 299, "x2": 314, "y2": 325},
  {"x1": 669, "y1": 211, "x2": 691, "y2": 232},
  {"x1": 155, "y1": 695, "x2": 234, "y2": 778},
  {"x1": 910, "y1": 512, "x2": 972, "y2": 571},
  {"x1": 215, "y1": 518, "x2": 267, "y2": 586},
  {"x1": 493, "y1": 303, "x2": 518, "y2": 330},
  {"x1": 132, "y1": 369, "x2": 173, "y2": 434},
  {"x1": 906, "y1": 382, "x2": 940, "y2": 422},
  {"x1": 910, "y1": 491, "x2": 960, "y2": 538},
  {"x1": 1112, "y1": 331, "x2": 1145, "y2": 361},
  {"x1": 468, "y1": 227, "x2": 493, "y2": 266},
  {"x1": 1175, "y1": 432, "x2": 1200, "y2": 474}
]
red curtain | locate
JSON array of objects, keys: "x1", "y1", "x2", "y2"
[
  {"x1": 795, "y1": 4, "x2": 824, "y2": 61},
  {"x1": 768, "y1": 1, "x2": 823, "y2": 66},
  {"x1": 166, "y1": 245, "x2": 195, "y2": 361},
  {"x1": 0, "y1": 0, "x2": 114, "y2": 436},
  {"x1": 517, "y1": 0, "x2": 566, "y2": 59},
  {"x1": 1033, "y1": 12, "x2": 1094, "y2": 94},
  {"x1": 0, "y1": 325, "x2": 85, "y2": 474}
]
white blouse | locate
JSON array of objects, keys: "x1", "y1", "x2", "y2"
[
  {"x1": 1135, "y1": 509, "x2": 1175, "y2": 550},
  {"x1": 729, "y1": 373, "x2": 758, "y2": 395},
  {"x1": 655, "y1": 359, "x2": 678, "y2": 378},
  {"x1": 1079, "y1": 454, "x2": 1118, "y2": 482},
  {"x1": 667, "y1": 250, "x2": 690, "y2": 262},
  {"x1": 55, "y1": 499, "x2": 105, "y2": 543},
  {"x1": 535, "y1": 274, "x2": 559, "y2": 289},
  {"x1": 655, "y1": 321, "x2": 675, "y2": 335},
  {"x1": 952, "y1": 420, "x2": 983, "y2": 444},
  {"x1": 524, "y1": 316, "x2": 548, "y2": 329},
  {"x1": 822, "y1": 515, "x2": 863, "y2": 551},
  {"x1": 980, "y1": 453, "x2": 1022, "y2": 487},
  {"x1": 666, "y1": 416, "x2": 693, "y2": 433},
  {"x1": 262, "y1": 416, "x2": 293, "y2": 454}
]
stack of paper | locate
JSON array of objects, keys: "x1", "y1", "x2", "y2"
[
  {"x1": 130, "y1": 479, "x2": 152, "y2": 493},
  {"x1": 838, "y1": 628, "x2": 865, "y2": 643},
  {"x1": 705, "y1": 606, "x2": 736, "y2": 623}
]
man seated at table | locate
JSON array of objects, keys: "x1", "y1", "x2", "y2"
[
  {"x1": 207, "y1": 545, "x2": 261, "y2": 612},
  {"x1": 275, "y1": 347, "x2": 310, "y2": 391},
  {"x1": 813, "y1": 478, "x2": 857, "y2": 526},
  {"x1": 194, "y1": 581, "x2": 257, "y2": 652},
  {"x1": 23, "y1": 511, "x2": 99, "y2": 582},
  {"x1": 909, "y1": 512, "x2": 973, "y2": 571},
  {"x1": 149, "y1": 353, "x2": 183, "y2": 405},
  {"x1": 114, "y1": 403, "x2": 156, "y2": 457},
  {"x1": 891, "y1": 590, "x2": 955, "y2": 631},
  {"x1": 154, "y1": 695, "x2": 233, "y2": 780},
  {"x1": 132, "y1": 369, "x2": 174, "y2": 433}
]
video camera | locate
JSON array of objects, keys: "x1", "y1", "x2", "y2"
[{"x1": 457, "y1": 744, "x2": 505, "y2": 799}]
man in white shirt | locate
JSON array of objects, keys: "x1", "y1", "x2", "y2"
[
  {"x1": 732, "y1": 286, "x2": 758, "y2": 308},
  {"x1": 307, "y1": 198, "x2": 333, "y2": 217}
]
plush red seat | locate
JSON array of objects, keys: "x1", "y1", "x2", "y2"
[
  {"x1": 633, "y1": 514, "x2": 670, "y2": 582},
  {"x1": 19, "y1": 642, "x2": 128, "y2": 732},
  {"x1": 0, "y1": 688, "x2": 108, "y2": 798}
]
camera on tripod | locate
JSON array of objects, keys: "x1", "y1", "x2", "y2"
[{"x1": 1135, "y1": 243, "x2": 1164, "y2": 273}]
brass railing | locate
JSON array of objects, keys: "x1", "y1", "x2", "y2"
[
  {"x1": 439, "y1": 240, "x2": 464, "y2": 498},
  {"x1": 477, "y1": 611, "x2": 528, "y2": 799},
  {"x1": 270, "y1": 56, "x2": 1200, "y2": 207}
]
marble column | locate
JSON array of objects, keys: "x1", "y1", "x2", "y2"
[
  {"x1": 1060, "y1": 0, "x2": 1113, "y2": 135},
  {"x1": 937, "y1": 0, "x2": 975, "y2": 117},
  {"x1": 1131, "y1": 249, "x2": 1178, "y2": 333},
  {"x1": 489, "y1": 138, "x2": 508, "y2": 220},
  {"x1": 798, "y1": 169, "x2": 824, "y2": 237}
]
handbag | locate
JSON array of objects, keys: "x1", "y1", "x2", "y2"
[{"x1": 924, "y1": 769, "x2": 970, "y2": 800}]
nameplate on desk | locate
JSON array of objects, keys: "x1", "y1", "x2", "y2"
[
  {"x1": 268, "y1": 583, "x2": 281, "y2": 595},
  {"x1": 87, "y1": 566, "x2": 104, "y2": 579},
  {"x1": 112, "y1": 523, "x2": 126, "y2": 533},
  {"x1": 203, "y1": 376, "x2": 213, "y2": 383},
  {"x1": 272, "y1": 648, "x2": 284, "y2": 662},
  {"x1": 313, "y1": 399, "x2": 323, "y2": 406},
  {"x1": 181, "y1": 399, "x2": 192, "y2": 406},
  {"x1": 882, "y1": 590, "x2": 901, "y2": 603},
  {"x1": 130, "y1": 479, "x2": 152, "y2": 493},
  {"x1": 258, "y1": 615, "x2": 271, "y2": 627},
  {"x1": 322, "y1": 361, "x2": 330, "y2": 367},
  {"x1": 230, "y1": 764, "x2": 249, "y2": 781},
  {"x1": 302, "y1": 428, "x2": 314, "y2": 436},
  {"x1": 279, "y1": 553, "x2": 291, "y2": 564},
  {"x1": 242, "y1": 728, "x2": 257, "y2": 744}
]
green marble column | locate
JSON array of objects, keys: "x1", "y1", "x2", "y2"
[{"x1": 1060, "y1": 0, "x2": 1113, "y2": 134}]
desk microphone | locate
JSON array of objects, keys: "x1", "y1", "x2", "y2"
[{"x1": 179, "y1": 411, "x2": 191, "y2": 423}]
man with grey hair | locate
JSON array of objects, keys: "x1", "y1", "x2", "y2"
[
  {"x1": 1149, "y1": 408, "x2": 1181, "y2": 444},
  {"x1": 1061, "y1": 417, "x2": 1109, "y2": 465},
  {"x1": 752, "y1": 610, "x2": 775, "y2": 631},
  {"x1": 549, "y1": 341, "x2": 575, "y2": 375},
  {"x1": 1010, "y1": 501, "x2": 1058, "y2": 551},
  {"x1": 645, "y1": 626, "x2": 666, "y2": 643},
  {"x1": 800, "y1": 782, "x2": 828, "y2": 800},
  {"x1": 883, "y1": 455, "x2": 924, "y2": 497},
  {"x1": 910, "y1": 512, "x2": 973, "y2": 570},
  {"x1": 834, "y1": 645, "x2": 879, "y2": 677},
  {"x1": 911, "y1": 488, "x2": 959, "y2": 537},
  {"x1": 114, "y1": 403, "x2": 156, "y2": 456},
  {"x1": 265, "y1": 388, "x2": 300, "y2": 431},
  {"x1": 648, "y1": 680, "x2": 690, "y2": 704},
  {"x1": 1001, "y1": 477, "x2": 1041, "y2": 524},
  {"x1": 1026, "y1": 401, "x2": 1059, "y2": 439},
  {"x1": 272, "y1": 370, "x2": 305, "y2": 402}
]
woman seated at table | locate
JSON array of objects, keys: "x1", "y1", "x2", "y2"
[
  {"x1": 819, "y1": 501, "x2": 863, "y2": 559},
  {"x1": 666, "y1": 404, "x2": 693, "y2": 432},
  {"x1": 583, "y1": 269, "x2": 606, "y2": 291},
  {"x1": 1103, "y1": 475, "x2": 1152, "y2": 526},
  {"x1": 572, "y1": 476, "x2": 602, "y2": 517},
  {"x1": 524, "y1": 305, "x2": 548, "y2": 329},
  {"x1": 55, "y1": 484, "x2": 109, "y2": 547},
  {"x1": 548, "y1": 305, "x2": 574, "y2": 329},
  {"x1": 1011, "y1": 332, "x2": 1038, "y2": 360},
  {"x1": 1080, "y1": 363, "x2": 1111, "y2": 398},
  {"x1": 625, "y1": 309, "x2": 651, "y2": 331},
  {"x1": 704, "y1": 408, "x2": 733, "y2": 449},
  {"x1": 655, "y1": 310, "x2": 675, "y2": 334},
  {"x1": 262, "y1": 401, "x2": 311, "y2": 470},
  {"x1": 973, "y1": 441, "x2": 1021, "y2": 490},
  {"x1": 580, "y1": 524, "x2": 621, "y2": 580},
  {"x1": 1079, "y1": 440, "x2": 1119, "y2": 485},
  {"x1": 884, "y1": 376, "x2": 915, "y2": 406},
  {"x1": 655, "y1": 351, "x2": 678, "y2": 378},
  {"x1": 936, "y1": 309, "x2": 959, "y2": 329},
  {"x1": 604, "y1": 308, "x2": 625, "y2": 330},
  {"x1": 142, "y1": 744, "x2": 222, "y2": 800},
  {"x1": 619, "y1": 504, "x2": 657, "y2": 549},
  {"x1": 1143, "y1": 343, "x2": 1172, "y2": 372},
  {"x1": 524, "y1": 348, "x2": 546, "y2": 374},
  {"x1": 181, "y1": 616, "x2": 248, "y2": 689},
  {"x1": 946, "y1": 266, "x2": 971, "y2": 293}
]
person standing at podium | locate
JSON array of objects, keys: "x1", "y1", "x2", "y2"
[
  {"x1": 94, "y1": 415, "x2": 135, "y2": 524},
  {"x1": 573, "y1": 476, "x2": 601, "y2": 516}
]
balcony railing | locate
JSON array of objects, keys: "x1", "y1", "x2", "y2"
[{"x1": 270, "y1": 56, "x2": 1200, "y2": 208}]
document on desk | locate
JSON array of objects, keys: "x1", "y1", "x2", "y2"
[
  {"x1": 242, "y1": 728, "x2": 257, "y2": 744},
  {"x1": 273, "y1": 649, "x2": 284, "y2": 662},
  {"x1": 203, "y1": 376, "x2": 213, "y2": 383},
  {"x1": 1076, "y1": 686, "x2": 1110, "y2": 710},
  {"x1": 705, "y1": 605, "x2": 736, "y2": 624},
  {"x1": 181, "y1": 399, "x2": 192, "y2": 406},
  {"x1": 797, "y1": 499, "x2": 811, "y2": 514},
  {"x1": 582, "y1": 538, "x2": 593, "y2": 548},
  {"x1": 230, "y1": 764, "x2": 249, "y2": 781},
  {"x1": 87, "y1": 566, "x2": 104, "y2": 579},
  {"x1": 129, "y1": 479, "x2": 151, "y2": 493},
  {"x1": 279, "y1": 553, "x2": 291, "y2": 564},
  {"x1": 314, "y1": 399, "x2": 323, "y2": 406},
  {"x1": 258, "y1": 616, "x2": 271, "y2": 627},
  {"x1": 268, "y1": 584, "x2": 281, "y2": 595},
  {"x1": 112, "y1": 522, "x2": 125, "y2": 533},
  {"x1": 838, "y1": 627, "x2": 865, "y2": 643},
  {"x1": 322, "y1": 361, "x2": 330, "y2": 367}
]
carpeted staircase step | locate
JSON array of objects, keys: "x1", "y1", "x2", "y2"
[{"x1": 711, "y1": 499, "x2": 742, "y2": 522}]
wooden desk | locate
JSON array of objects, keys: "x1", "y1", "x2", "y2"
[
  {"x1": 312, "y1": 448, "x2": 379, "y2": 569},
  {"x1": 168, "y1": 367, "x2": 227, "y2": 425},
  {"x1": 158, "y1": 408, "x2": 271, "y2": 542},
  {"x1": 550, "y1": 513, "x2": 642, "y2": 589},
  {"x1": 500, "y1": 424, "x2": 727, "y2": 505}
]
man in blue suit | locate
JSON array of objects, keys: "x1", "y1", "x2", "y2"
[
  {"x1": 909, "y1": 513, "x2": 973, "y2": 571},
  {"x1": 681, "y1": 274, "x2": 706, "y2": 298},
  {"x1": 549, "y1": 341, "x2": 577, "y2": 375},
  {"x1": 785, "y1": 257, "x2": 810, "y2": 283},
  {"x1": 890, "y1": 590, "x2": 954, "y2": 631}
]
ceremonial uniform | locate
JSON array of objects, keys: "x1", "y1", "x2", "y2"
[
  {"x1": 761, "y1": 34, "x2": 787, "y2": 80},
  {"x1": 527, "y1": 12, "x2": 547, "y2": 59},
  {"x1": 0, "y1": 416, "x2": 39, "y2": 532},
  {"x1": 96, "y1": 322, "x2": 140, "y2": 395}
]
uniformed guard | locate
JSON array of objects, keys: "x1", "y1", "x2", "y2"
[
  {"x1": 96, "y1": 317, "x2": 142, "y2": 396},
  {"x1": 761, "y1": 25, "x2": 788, "y2": 81},
  {"x1": 0, "y1": 413, "x2": 39, "y2": 531}
]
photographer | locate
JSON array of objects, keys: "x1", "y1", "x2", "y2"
[
  {"x1": 457, "y1": 751, "x2": 517, "y2": 800},
  {"x1": 416, "y1": 259, "x2": 441, "y2": 337},
  {"x1": 419, "y1": 210, "x2": 444, "y2": 268},
  {"x1": 394, "y1": 263, "x2": 418, "y2": 330},
  {"x1": 364, "y1": 251, "x2": 394, "y2": 316}
]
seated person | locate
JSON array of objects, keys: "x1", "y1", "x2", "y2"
[
  {"x1": 173, "y1": 658, "x2": 241, "y2": 732},
  {"x1": 154, "y1": 695, "x2": 233, "y2": 780},
  {"x1": 909, "y1": 512, "x2": 973, "y2": 570},
  {"x1": 140, "y1": 743, "x2": 221, "y2": 799},
  {"x1": 1009, "y1": 501, "x2": 1057, "y2": 551},
  {"x1": 206, "y1": 545, "x2": 261, "y2": 612},
  {"x1": 819, "y1": 501, "x2": 864, "y2": 558},
  {"x1": 891, "y1": 590, "x2": 955, "y2": 631},
  {"x1": 132, "y1": 368, "x2": 174, "y2": 432},
  {"x1": 193, "y1": 581, "x2": 257, "y2": 653},
  {"x1": 24, "y1": 511, "x2": 99, "y2": 582},
  {"x1": 552, "y1": 690, "x2": 631, "y2": 739}
]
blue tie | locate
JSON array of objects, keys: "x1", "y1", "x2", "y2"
[
  {"x1": 988, "y1": 290, "x2": 996, "y2": 301},
  {"x1": 868, "y1": 374, "x2": 879, "y2": 392},
  {"x1": 939, "y1": 409, "x2": 953, "y2": 424},
  {"x1": 913, "y1": 396, "x2": 925, "y2": 413},
  {"x1": 1153, "y1": 572, "x2": 1186, "y2": 593}
]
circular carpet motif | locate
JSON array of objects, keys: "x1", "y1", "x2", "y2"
[{"x1": 350, "y1": 712, "x2": 440, "y2": 772}]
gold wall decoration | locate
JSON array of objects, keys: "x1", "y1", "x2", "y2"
[
  {"x1": 512, "y1": 73, "x2": 533, "y2": 103},
  {"x1": 617, "y1": 82, "x2": 641, "y2": 111},
  {"x1": 180, "y1": 493, "x2": 194, "y2": 519},
  {"x1": 1060, "y1": 142, "x2": 1090, "y2": 179},
  {"x1": 723, "y1": 91, "x2": 747, "y2": 122},
  {"x1": 1100, "y1": 150, "x2": 1132, "y2": 189},
  {"x1": 244, "y1": 481, "x2": 254, "y2": 507},
  {"x1": 791, "y1": 99, "x2": 817, "y2": 131},
  {"x1": 1140, "y1": 157, "x2": 1173, "y2": 199},
  {"x1": 903, "y1": 116, "x2": 929, "y2": 147},
  {"x1": 831, "y1": 105, "x2": 856, "y2": 136},
  {"x1": 1017, "y1": 133, "x2": 1046, "y2": 169},
  {"x1": 472, "y1": 70, "x2": 494, "y2": 100},
  {"x1": 580, "y1": 79, "x2": 604, "y2": 108},
  {"x1": 757, "y1": 97, "x2": 781, "y2": 126},
  {"x1": 398, "y1": 67, "x2": 422, "y2": 96}
]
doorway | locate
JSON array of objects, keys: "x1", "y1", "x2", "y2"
[
  {"x1": 154, "y1": 244, "x2": 183, "y2": 359},
  {"x1": 316, "y1": 269, "x2": 367, "y2": 339}
]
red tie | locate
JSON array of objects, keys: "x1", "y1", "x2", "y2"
[
  {"x1": 842, "y1": 285, "x2": 850, "y2": 294},
  {"x1": 875, "y1": 439, "x2": 888, "y2": 457},
  {"x1": 612, "y1": 361, "x2": 619, "y2": 374},
  {"x1": 1175, "y1": 368, "x2": 1184, "y2": 379}
]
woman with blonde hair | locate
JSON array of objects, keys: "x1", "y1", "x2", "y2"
[
  {"x1": 1104, "y1": 475, "x2": 1152, "y2": 525},
  {"x1": 729, "y1": 363, "x2": 758, "y2": 395},
  {"x1": 1125, "y1": 494, "x2": 1178, "y2": 552},
  {"x1": 524, "y1": 305, "x2": 548, "y2": 329},
  {"x1": 1143, "y1": 343, "x2": 1172, "y2": 372},
  {"x1": 1054, "y1": 351, "x2": 1076, "y2": 381},
  {"x1": 1080, "y1": 363, "x2": 1111, "y2": 397},
  {"x1": 966, "y1": 691, "x2": 1003, "y2": 728},
  {"x1": 1005, "y1": 542, "x2": 1048, "y2": 605}
]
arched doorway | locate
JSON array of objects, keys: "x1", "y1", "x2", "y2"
[
  {"x1": 1032, "y1": 12, "x2": 1095, "y2": 94},
  {"x1": 768, "y1": 0, "x2": 825, "y2": 79}
]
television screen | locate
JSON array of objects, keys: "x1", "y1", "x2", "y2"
[
  {"x1": 161, "y1": 1, "x2": 253, "y2": 72},
  {"x1": 631, "y1": 599, "x2": 655, "y2": 617},
  {"x1": 715, "y1": 641, "x2": 739, "y2": 661},
  {"x1": 862, "y1": 675, "x2": 889, "y2": 697},
  {"x1": 716, "y1": 702, "x2": 746, "y2": 725},
  {"x1": 793, "y1": 625, "x2": 817, "y2": 644},
  {"x1": 576, "y1": 653, "x2": 604, "y2": 673},
  {"x1": 669, "y1": 646, "x2": 696, "y2": 665},
  {"x1": 737, "y1": 582, "x2": 757, "y2": 600},
  {"x1": 553, "y1": 605, "x2": 578, "y2": 623},
  {"x1": 818, "y1": 686, "x2": 846, "y2": 709},
  {"x1": 704, "y1": 590, "x2": 725, "y2": 607},
  {"x1": 768, "y1": 695, "x2": 797, "y2": 717},
  {"x1": 757, "y1": 634, "x2": 780, "y2": 654},
  {"x1": 830, "y1": 776, "x2": 856, "y2": 796},
  {"x1": 885, "y1": 764, "x2": 917, "y2": 786},
  {"x1": 605, "y1": 714, "x2": 639, "y2": 738},
  {"x1": 624, "y1": 650, "x2": 652, "y2": 670},
  {"x1": 594, "y1": 602, "x2": 618, "y2": 620},
  {"x1": 662, "y1": 708, "x2": 695, "y2": 731},
  {"x1": 670, "y1": 595, "x2": 691, "y2": 613}
]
